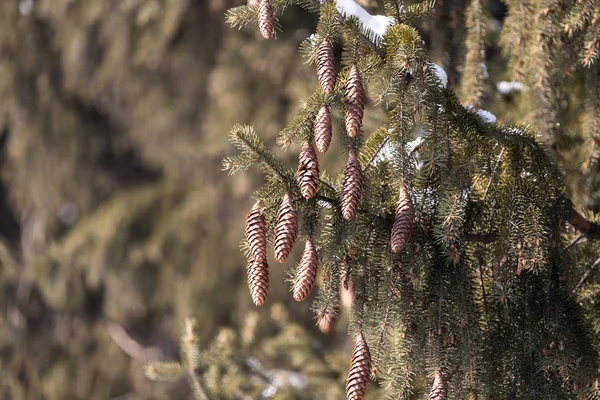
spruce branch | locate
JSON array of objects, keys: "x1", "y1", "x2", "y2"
[
  {"x1": 568, "y1": 204, "x2": 600, "y2": 239},
  {"x1": 223, "y1": 124, "x2": 294, "y2": 184},
  {"x1": 181, "y1": 319, "x2": 209, "y2": 400}
]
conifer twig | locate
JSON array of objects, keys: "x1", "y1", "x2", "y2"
[
  {"x1": 573, "y1": 255, "x2": 600, "y2": 293},
  {"x1": 182, "y1": 320, "x2": 209, "y2": 400},
  {"x1": 568, "y1": 205, "x2": 600, "y2": 238}
]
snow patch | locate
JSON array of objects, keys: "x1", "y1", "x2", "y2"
[
  {"x1": 19, "y1": 0, "x2": 35, "y2": 15},
  {"x1": 429, "y1": 63, "x2": 448, "y2": 88},
  {"x1": 466, "y1": 105, "x2": 497, "y2": 124},
  {"x1": 335, "y1": 0, "x2": 395, "y2": 42},
  {"x1": 407, "y1": 136, "x2": 424, "y2": 153},
  {"x1": 497, "y1": 81, "x2": 527, "y2": 94}
]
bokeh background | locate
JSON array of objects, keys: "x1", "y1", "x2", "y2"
[{"x1": 0, "y1": 0, "x2": 597, "y2": 399}]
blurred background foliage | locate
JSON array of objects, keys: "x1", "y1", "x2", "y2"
[{"x1": 0, "y1": 0, "x2": 597, "y2": 398}]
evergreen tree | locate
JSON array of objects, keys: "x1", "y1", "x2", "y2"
[{"x1": 145, "y1": 0, "x2": 600, "y2": 399}]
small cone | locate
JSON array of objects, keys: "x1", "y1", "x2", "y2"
[
  {"x1": 318, "y1": 306, "x2": 338, "y2": 333},
  {"x1": 428, "y1": 370, "x2": 447, "y2": 400},
  {"x1": 293, "y1": 238, "x2": 319, "y2": 301},
  {"x1": 247, "y1": 258, "x2": 269, "y2": 306},
  {"x1": 297, "y1": 141, "x2": 320, "y2": 199},
  {"x1": 258, "y1": 0, "x2": 274, "y2": 39},
  {"x1": 245, "y1": 201, "x2": 267, "y2": 263},
  {"x1": 346, "y1": 334, "x2": 371, "y2": 400},
  {"x1": 341, "y1": 149, "x2": 364, "y2": 220},
  {"x1": 314, "y1": 104, "x2": 332, "y2": 153},
  {"x1": 274, "y1": 193, "x2": 298, "y2": 262},
  {"x1": 344, "y1": 64, "x2": 364, "y2": 138},
  {"x1": 316, "y1": 39, "x2": 337, "y2": 94},
  {"x1": 391, "y1": 183, "x2": 414, "y2": 253},
  {"x1": 248, "y1": 0, "x2": 259, "y2": 5}
]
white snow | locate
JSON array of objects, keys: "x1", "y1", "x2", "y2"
[
  {"x1": 497, "y1": 81, "x2": 527, "y2": 94},
  {"x1": 481, "y1": 63, "x2": 489, "y2": 79},
  {"x1": 466, "y1": 105, "x2": 497, "y2": 124},
  {"x1": 317, "y1": 199, "x2": 333, "y2": 209},
  {"x1": 19, "y1": 0, "x2": 34, "y2": 15},
  {"x1": 429, "y1": 63, "x2": 448, "y2": 88},
  {"x1": 407, "y1": 136, "x2": 424, "y2": 153},
  {"x1": 475, "y1": 109, "x2": 497, "y2": 123},
  {"x1": 335, "y1": 0, "x2": 395, "y2": 42}
]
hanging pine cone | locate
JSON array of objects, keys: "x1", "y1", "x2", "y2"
[
  {"x1": 391, "y1": 183, "x2": 414, "y2": 253},
  {"x1": 316, "y1": 39, "x2": 337, "y2": 94},
  {"x1": 428, "y1": 370, "x2": 447, "y2": 400},
  {"x1": 344, "y1": 64, "x2": 364, "y2": 138},
  {"x1": 247, "y1": 257, "x2": 269, "y2": 306},
  {"x1": 245, "y1": 201, "x2": 267, "y2": 263},
  {"x1": 274, "y1": 193, "x2": 298, "y2": 262},
  {"x1": 314, "y1": 104, "x2": 332, "y2": 153},
  {"x1": 257, "y1": 0, "x2": 274, "y2": 39},
  {"x1": 341, "y1": 149, "x2": 364, "y2": 221},
  {"x1": 318, "y1": 306, "x2": 338, "y2": 333},
  {"x1": 297, "y1": 141, "x2": 320, "y2": 199},
  {"x1": 293, "y1": 238, "x2": 319, "y2": 301},
  {"x1": 346, "y1": 333, "x2": 372, "y2": 400}
]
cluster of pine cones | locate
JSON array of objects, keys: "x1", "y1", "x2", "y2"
[{"x1": 244, "y1": 9, "x2": 422, "y2": 400}]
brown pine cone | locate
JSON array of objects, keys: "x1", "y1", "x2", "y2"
[
  {"x1": 344, "y1": 64, "x2": 364, "y2": 138},
  {"x1": 297, "y1": 141, "x2": 320, "y2": 199},
  {"x1": 274, "y1": 193, "x2": 298, "y2": 262},
  {"x1": 245, "y1": 201, "x2": 267, "y2": 263},
  {"x1": 316, "y1": 39, "x2": 337, "y2": 94},
  {"x1": 314, "y1": 104, "x2": 332, "y2": 153},
  {"x1": 428, "y1": 370, "x2": 447, "y2": 400},
  {"x1": 341, "y1": 149, "x2": 364, "y2": 220},
  {"x1": 257, "y1": 0, "x2": 274, "y2": 39},
  {"x1": 391, "y1": 183, "x2": 414, "y2": 253},
  {"x1": 318, "y1": 306, "x2": 338, "y2": 333},
  {"x1": 346, "y1": 333, "x2": 372, "y2": 400},
  {"x1": 293, "y1": 238, "x2": 319, "y2": 301},
  {"x1": 247, "y1": 257, "x2": 269, "y2": 306}
]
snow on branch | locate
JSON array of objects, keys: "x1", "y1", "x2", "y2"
[
  {"x1": 429, "y1": 63, "x2": 448, "y2": 88},
  {"x1": 335, "y1": 0, "x2": 395, "y2": 43},
  {"x1": 466, "y1": 105, "x2": 497, "y2": 124}
]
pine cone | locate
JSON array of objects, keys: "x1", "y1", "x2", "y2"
[
  {"x1": 318, "y1": 306, "x2": 338, "y2": 333},
  {"x1": 257, "y1": 0, "x2": 274, "y2": 39},
  {"x1": 293, "y1": 238, "x2": 319, "y2": 301},
  {"x1": 245, "y1": 201, "x2": 267, "y2": 263},
  {"x1": 346, "y1": 333, "x2": 371, "y2": 400},
  {"x1": 314, "y1": 104, "x2": 332, "y2": 153},
  {"x1": 341, "y1": 149, "x2": 364, "y2": 220},
  {"x1": 248, "y1": 0, "x2": 259, "y2": 5},
  {"x1": 391, "y1": 183, "x2": 414, "y2": 253},
  {"x1": 344, "y1": 64, "x2": 364, "y2": 138},
  {"x1": 247, "y1": 257, "x2": 269, "y2": 306},
  {"x1": 428, "y1": 370, "x2": 447, "y2": 400},
  {"x1": 274, "y1": 193, "x2": 298, "y2": 262},
  {"x1": 316, "y1": 39, "x2": 337, "y2": 94},
  {"x1": 297, "y1": 141, "x2": 320, "y2": 199}
]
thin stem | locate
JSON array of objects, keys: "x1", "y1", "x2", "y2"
[{"x1": 573, "y1": 255, "x2": 600, "y2": 293}]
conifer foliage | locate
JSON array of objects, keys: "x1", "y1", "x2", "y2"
[{"x1": 221, "y1": 1, "x2": 600, "y2": 399}]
